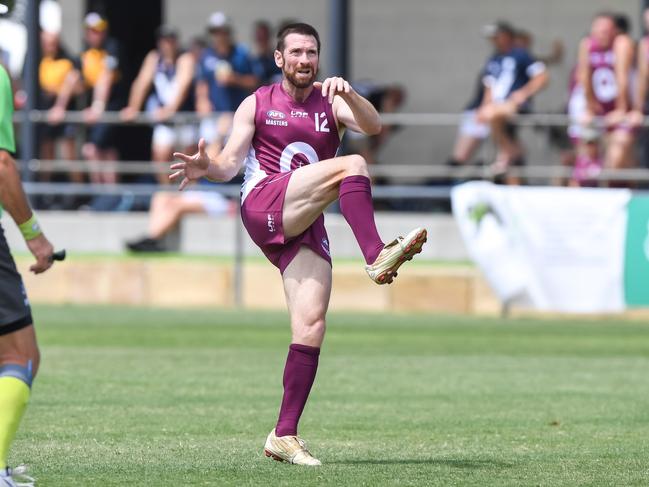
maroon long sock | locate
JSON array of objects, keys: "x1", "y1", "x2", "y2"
[
  {"x1": 339, "y1": 175, "x2": 385, "y2": 264},
  {"x1": 275, "y1": 344, "x2": 320, "y2": 437}
]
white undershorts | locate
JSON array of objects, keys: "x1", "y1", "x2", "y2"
[
  {"x1": 459, "y1": 110, "x2": 490, "y2": 139},
  {"x1": 182, "y1": 190, "x2": 230, "y2": 217},
  {"x1": 152, "y1": 123, "x2": 197, "y2": 149}
]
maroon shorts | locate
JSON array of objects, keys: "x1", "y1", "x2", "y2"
[{"x1": 241, "y1": 171, "x2": 332, "y2": 274}]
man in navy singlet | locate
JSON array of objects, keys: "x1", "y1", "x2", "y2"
[
  {"x1": 170, "y1": 22, "x2": 427, "y2": 466},
  {"x1": 121, "y1": 26, "x2": 195, "y2": 185},
  {"x1": 477, "y1": 21, "x2": 548, "y2": 182}
]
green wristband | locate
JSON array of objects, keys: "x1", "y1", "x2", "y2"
[{"x1": 18, "y1": 215, "x2": 43, "y2": 241}]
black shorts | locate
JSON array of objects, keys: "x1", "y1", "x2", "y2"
[
  {"x1": 87, "y1": 123, "x2": 116, "y2": 149},
  {"x1": 0, "y1": 224, "x2": 33, "y2": 336}
]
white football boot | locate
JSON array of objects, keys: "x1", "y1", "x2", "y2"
[
  {"x1": 365, "y1": 227, "x2": 427, "y2": 284},
  {"x1": 0, "y1": 466, "x2": 35, "y2": 487},
  {"x1": 264, "y1": 429, "x2": 322, "y2": 466}
]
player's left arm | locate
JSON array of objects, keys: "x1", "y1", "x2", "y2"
[
  {"x1": 317, "y1": 77, "x2": 381, "y2": 135},
  {"x1": 170, "y1": 94, "x2": 256, "y2": 188}
]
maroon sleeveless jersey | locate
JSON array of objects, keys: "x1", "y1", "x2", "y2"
[
  {"x1": 241, "y1": 83, "x2": 341, "y2": 202},
  {"x1": 587, "y1": 37, "x2": 617, "y2": 113}
]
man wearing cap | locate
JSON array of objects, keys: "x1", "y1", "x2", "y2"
[
  {"x1": 0, "y1": 24, "x2": 56, "y2": 484},
  {"x1": 196, "y1": 12, "x2": 259, "y2": 153},
  {"x1": 76, "y1": 12, "x2": 126, "y2": 210},
  {"x1": 477, "y1": 21, "x2": 549, "y2": 183},
  {"x1": 121, "y1": 26, "x2": 196, "y2": 185}
]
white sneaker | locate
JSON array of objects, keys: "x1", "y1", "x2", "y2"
[
  {"x1": 263, "y1": 429, "x2": 322, "y2": 466},
  {"x1": 365, "y1": 227, "x2": 427, "y2": 284},
  {"x1": 0, "y1": 466, "x2": 35, "y2": 487}
]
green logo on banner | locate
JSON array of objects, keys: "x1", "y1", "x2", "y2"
[{"x1": 624, "y1": 196, "x2": 649, "y2": 306}]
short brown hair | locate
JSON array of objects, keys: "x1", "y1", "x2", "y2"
[{"x1": 276, "y1": 22, "x2": 320, "y2": 54}]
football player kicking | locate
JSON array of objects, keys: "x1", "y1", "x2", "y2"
[{"x1": 170, "y1": 22, "x2": 427, "y2": 466}]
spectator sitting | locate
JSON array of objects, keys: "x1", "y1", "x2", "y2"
[
  {"x1": 36, "y1": 30, "x2": 83, "y2": 208},
  {"x1": 476, "y1": 21, "x2": 549, "y2": 184},
  {"x1": 447, "y1": 68, "x2": 489, "y2": 170},
  {"x1": 575, "y1": 12, "x2": 635, "y2": 184},
  {"x1": 196, "y1": 12, "x2": 258, "y2": 153},
  {"x1": 125, "y1": 181, "x2": 234, "y2": 252},
  {"x1": 77, "y1": 12, "x2": 127, "y2": 210},
  {"x1": 252, "y1": 20, "x2": 282, "y2": 85},
  {"x1": 120, "y1": 26, "x2": 196, "y2": 185}
]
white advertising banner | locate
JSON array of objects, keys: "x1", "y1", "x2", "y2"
[{"x1": 452, "y1": 182, "x2": 632, "y2": 313}]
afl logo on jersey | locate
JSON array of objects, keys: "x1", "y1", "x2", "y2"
[
  {"x1": 266, "y1": 110, "x2": 286, "y2": 120},
  {"x1": 265, "y1": 109, "x2": 288, "y2": 126}
]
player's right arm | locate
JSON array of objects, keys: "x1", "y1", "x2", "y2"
[
  {"x1": 170, "y1": 94, "x2": 256, "y2": 188},
  {"x1": 120, "y1": 50, "x2": 158, "y2": 121}
]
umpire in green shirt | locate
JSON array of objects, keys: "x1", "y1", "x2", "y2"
[{"x1": 0, "y1": 56, "x2": 55, "y2": 484}]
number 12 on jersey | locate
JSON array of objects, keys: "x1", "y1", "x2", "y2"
[{"x1": 314, "y1": 112, "x2": 330, "y2": 133}]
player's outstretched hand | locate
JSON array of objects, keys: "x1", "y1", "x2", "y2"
[
  {"x1": 170, "y1": 138, "x2": 211, "y2": 190},
  {"x1": 314, "y1": 77, "x2": 351, "y2": 104},
  {"x1": 26, "y1": 234, "x2": 54, "y2": 274}
]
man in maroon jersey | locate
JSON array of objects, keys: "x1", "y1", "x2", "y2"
[{"x1": 170, "y1": 23, "x2": 426, "y2": 466}]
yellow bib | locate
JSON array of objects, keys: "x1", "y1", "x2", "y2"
[{"x1": 39, "y1": 57, "x2": 73, "y2": 94}]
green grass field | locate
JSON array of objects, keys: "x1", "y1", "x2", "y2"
[{"x1": 11, "y1": 305, "x2": 649, "y2": 486}]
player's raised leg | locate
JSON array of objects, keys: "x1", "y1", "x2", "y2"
[
  {"x1": 283, "y1": 153, "x2": 427, "y2": 285},
  {"x1": 264, "y1": 247, "x2": 330, "y2": 466}
]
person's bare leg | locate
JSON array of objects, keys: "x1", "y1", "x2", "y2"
[
  {"x1": 82, "y1": 143, "x2": 101, "y2": 184},
  {"x1": 147, "y1": 194, "x2": 205, "y2": 239},
  {"x1": 0, "y1": 326, "x2": 40, "y2": 377},
  {"x1": 99, "y1": 148, "x2": 119, "y2": 185},
  {"x1": 273, "y1": 247, "x2": 330, "y2": 440},
  {"x1": 152, "y1": 144, "x2": 173, "y2": 185},
  {"x1": 61, "y1": 137, "x2": 83, "y2": 184},
  {"x1": 606, "y1": 130, "x2": 634, "y2": 170},
  {"x1": 283, "y1": 153, "x2": 426, "y2": 281},
  {"x1": 283, "y1": 247, "x2": 331, "y2": 348},
  {"x1": 452, "y1": 134, "x2": 482, "y2": 164},
  {"x1": 283, "y1": 154, "x2": 385, "y2": 264},
  {"x1": 605, "y1": 130, "x2": 635, "y2": 187},
  {"x1": 490, "y1": 116, "x2": 521, "y2": 163},
  {"x1": 0, "y1": 326, "x2": 39, "y2": 471},
  {"x1": 283, "y1": 154, "x2": 368, "y2": 238},
  {"x1": 39, "y1": 139, "x2": 55, "y2": 182}
]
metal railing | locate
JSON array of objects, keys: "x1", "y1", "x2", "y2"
[{"x1": 14, "y1": 109, "x2": 649, "y2": 185}]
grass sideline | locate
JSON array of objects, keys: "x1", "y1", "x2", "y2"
[{"x1": 11, "y1": 305, "x2": 649, "y2": 486}]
